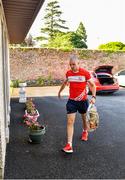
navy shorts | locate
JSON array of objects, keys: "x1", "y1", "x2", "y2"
[{"x1": 66, "y1": 99, "x2": 89, "y2": 114}]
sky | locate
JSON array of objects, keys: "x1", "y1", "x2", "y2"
[{"x1": 29, "y1": 0, "x2": 125, "y2": 49}]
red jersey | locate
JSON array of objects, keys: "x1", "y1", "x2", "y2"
[{"x1": 66, "y1": 68, "x2": 91, "y2": 101}]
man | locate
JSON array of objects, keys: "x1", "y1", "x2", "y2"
[{"x1": 58, "y1": 55, "x2": 96, "y2": 153}]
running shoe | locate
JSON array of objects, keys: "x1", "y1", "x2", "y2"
[
  {"x1": 81, "y1": 131, "x2": 88, "y2": 141},
  {"x1": 62, "y1": 143, "x2": 73, "y2": 153}
]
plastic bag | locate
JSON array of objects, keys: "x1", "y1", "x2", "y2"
[{"x1": 87, "y1": 104, "x2": 99, "y2": 132}]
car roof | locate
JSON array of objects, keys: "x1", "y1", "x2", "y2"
[{"x1": 116, "y1": 69, "x2": 125, "y2": 74}]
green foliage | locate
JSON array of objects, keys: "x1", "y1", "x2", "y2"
[
  {"x1": 10, "y1": 80, "x2": 14, "y2": 87},
  {"x1": 36, "y1": 0, "x2": 69, "y2": 45},
  {"x1": 76, "y1": 22, "x2": 87, "y2": 42},
  {"x1": 70, "y1": 32, "x2": 87, "y2": 48},
  {"x1": 47, "y1": 32, "x2": 87, "y2": 49},
  {"x1": 122, "y1": 47, "x2": 125, "y2": 51},
  {"x1": 36, "y1": 75, "x2": 52, "y2": 86},
  {"x1": 47, "y1": 32, "x2": 73, "y2": 49},
  {"x1": 10, "y1": 80, "x2": 22, "y2": 88},
  {"x1": 98, "y1": 42, "x2": 125, "y2": 50},
  {"x1": 35, "y1": 1, "x2": 89, "y2": 49},
  {"x1": 36, "y1": 77, "x2": 45, "y2": 86}
]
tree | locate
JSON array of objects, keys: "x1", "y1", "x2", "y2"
[
  {"x1": 47, "y1": 32, "x2": 73, "y2": 49},
  {"x1": 36, "y1": 0, "x2": 69, "y2": 44},
  {"x1": 47, "y1": 32, "x2": 87, "y2": 49},
  {"x1": 76, "y1": 22, "x2": 87, "y2": 42},
  {"x1": 70, "y1": 32, "x2": 87, "y2": 48},
  {"x1": 98, "y1": 42, "x2": 125, "y2": 50}
]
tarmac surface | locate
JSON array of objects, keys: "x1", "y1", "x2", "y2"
[{"x1": 4, "y1": 87, "x2": 125, "y2": 179}]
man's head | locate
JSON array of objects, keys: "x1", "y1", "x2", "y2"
[{"x1": 69, "y1": 55, "x2": 79, "y2": 72}]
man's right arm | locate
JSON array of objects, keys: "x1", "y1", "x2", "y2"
[{"x1": 58, "y1": 79, "x2": 68, "y2": 99}]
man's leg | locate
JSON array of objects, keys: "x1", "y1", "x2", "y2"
[
  {"x1": 62, "y1": 113, "x2": 76, "y2": 153},
  {"x1": 81, "y1": 113, "x2": 88, "y2": 141},
  {"x1": 67, "y1": 113, "x2": 76, "y2": 144},
  {"x1": 81, "y1": 113, "x2": 88, "y2": 131}
]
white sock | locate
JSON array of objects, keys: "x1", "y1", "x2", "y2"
[
  {"x1": 68, "y1": 142, "x2": 72, "y2": 147},
  {"x1": 83, "y1": 129, "x2": 87, "y2": 132}
]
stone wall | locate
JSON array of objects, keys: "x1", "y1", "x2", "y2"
[{"x1": 10, "y1": 48, "x2": 125, "y2": 81}]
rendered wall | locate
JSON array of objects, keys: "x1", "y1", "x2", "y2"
[{"x1": 0, "y1": 1, "x2": 10, "y2": 178}]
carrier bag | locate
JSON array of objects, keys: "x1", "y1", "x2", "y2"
[{"x1": 87, "y1": 103, "x2": 99, "y2": 132}]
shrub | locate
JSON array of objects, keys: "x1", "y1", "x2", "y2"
[
  {"x1": 98, "y1": 42, "x2": 125, "y2": 50},
  {"x1": 11, "y1": 79, "x2": 21, "y2": 88}
]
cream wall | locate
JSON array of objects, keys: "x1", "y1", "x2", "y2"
[{"x1": 0, "y1": 1, "x2": 10, "y2": 178}]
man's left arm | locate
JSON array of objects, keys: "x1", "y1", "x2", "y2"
[{"x1": 88, "y1": 79, "x2": 96, "y2": 104}]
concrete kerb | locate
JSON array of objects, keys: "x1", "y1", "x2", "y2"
[{"x1": 11, "y1": 86, "x2": 69, "y2": 98}]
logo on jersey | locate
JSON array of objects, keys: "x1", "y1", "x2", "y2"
[{"x1": 68, "y1": 76, "x2": 85, "y2": 82}]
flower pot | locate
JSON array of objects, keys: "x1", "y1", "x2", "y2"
[{"x1": 29, "y1": 126, "x2": 45, "y2": 144}]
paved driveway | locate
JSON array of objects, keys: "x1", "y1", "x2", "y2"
[{"x1": 4, "y1": 88, "x2": 125, "y2": 179}]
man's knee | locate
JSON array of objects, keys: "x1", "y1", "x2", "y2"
[{"x1": 67, "y1": 116, "x2": 75, "y2": 125}]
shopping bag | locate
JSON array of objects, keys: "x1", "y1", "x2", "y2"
[{"x1": 87, "y1": 103, "x2": 99, "y2": 132}]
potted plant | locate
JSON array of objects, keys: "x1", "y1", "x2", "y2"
[
  {"x1": 24, "y1": 108, "x2": 39, "y2": 121},
  {"x1": 25, "y1": 98, "x2": 39, "y2": 121},
  {"x1": 25, "y1": 97, "x2": 34, "y2": 110},
  {"x1": 25, "y1": 117, "x2": 45, "y2": 144}
]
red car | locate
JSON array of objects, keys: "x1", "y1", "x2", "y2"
[{"x1": 88, "y1": 65, "x2": 119, "y2": 94}]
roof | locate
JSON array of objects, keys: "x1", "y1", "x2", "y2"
[{"x1": 2, "y1": 0, "x2": 45, "y2": 43}]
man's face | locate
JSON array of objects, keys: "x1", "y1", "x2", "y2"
[{"x1": 69, "y1": 60, "x2": 79, "y2": 72}]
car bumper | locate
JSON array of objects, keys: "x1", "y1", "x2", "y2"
[
  {"x1": 96, "y1": 85, "x2": 119, "y2": 93},
  {"x1": 96, "y1": 89, "x2": 118, "y2": 93}
]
